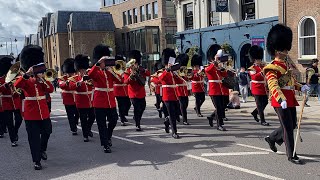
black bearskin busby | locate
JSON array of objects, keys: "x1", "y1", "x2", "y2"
[
  {"x1": 154, "y1": 60, "x2": 163, "y2": 72},
  {"x1": 176, "y1": 54, "x2": 189, "y2": 67},
  {"x1": 267, "y1": 24, "x2": 293, "y2": 56},
  {"x1": 161, "y1": 48, "x2": 176, "y2": 66},
  {"x1": 191, "y1": 54, "x2": 202, "y2": 66},
  {"x1": 129, "y1": 50, "x2": 142, "y2": 65},
  {"x1": 249, "y1": 45, "x2": 264, "y2": 61},
  {"x1": 62, "y1": 58, "x2": 76, "y2": 74},
  {"x1": 0, "y1": 56, "x2": 14, "y2": 77},
  {"x1": 20, "y1": 45, "x2": 44, "y2": 72},
  {"x1": 74, "y1": 54, "x2": 89, "y2": 71},
  {"x1": 92, "y1": 44, "x2": 111, "y2": 65},
  {"x1": 207, "y1": 44, "x2": 221, "y2": 61}
]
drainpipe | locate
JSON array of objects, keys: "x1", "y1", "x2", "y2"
[
  {"x1": 282, "y1": 0, "x2": 286, "y2": 25},
  {"x1": 198, "y1": 0, "x2": 203, "y2": 63}
]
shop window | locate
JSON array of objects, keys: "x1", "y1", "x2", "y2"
[
  {"x1": 184, "y1": 3, "x2": 193, "y2": 30},
  {"x1": 241, "y1": 0, "x2": 255, "y2": 21},
  {"x1": 299, "y1": 17, "x2": 317, "y2": 58}
]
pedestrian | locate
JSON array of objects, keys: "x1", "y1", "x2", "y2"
[
  {"x1": 238, "y1": 67, "x2": 249, "y2": 103},
  {"x1": 305, "y1": 58, "x2": 320, "y2": 107},
  {"x1": 263, "y1": 24, "x2": 303, "y2": 164},
  {"x1": 227, "y1": 90, "x2": 240, "y2": 109}
]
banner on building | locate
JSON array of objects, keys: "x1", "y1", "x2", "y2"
[
  {"x1": 216, "y1": 0, "x2": 229, "y2": 12},
  {"x1": 251, "y1": 36, "x2": 265, "y2": 49}
]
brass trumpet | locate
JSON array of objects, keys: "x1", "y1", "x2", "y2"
[
  {"x1": 113, "y1": 60, "x2": 126, "y2": 75},
  {"x1": 44, "y1": 69, "x2": 58, "y2": 82}
]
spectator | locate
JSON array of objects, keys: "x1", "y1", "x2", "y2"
[
  {"x1": 305, "y1": 58, "x2": 320, "y2": 107},
  {"x1": 238, "y1": 67, "x2": 249, "y2": 103},
  {"x1": 227, "y1": 91, "x2": 240, "y2": 109}
]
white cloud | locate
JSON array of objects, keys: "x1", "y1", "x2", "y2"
[{"x1": 0, "y1": 0, "x2": 100, "y2": 56}]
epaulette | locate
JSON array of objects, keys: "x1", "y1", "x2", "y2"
[{"x1": 263, "y1": 60, "x2": 286, "y2": 75}]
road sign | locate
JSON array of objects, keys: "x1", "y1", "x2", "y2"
[
  {"x1": 216, "y1": 0, "x2": 229, "y2": 12},
  {"x1": 251, "y1": 36, "x2": 265, "y2": 49}
]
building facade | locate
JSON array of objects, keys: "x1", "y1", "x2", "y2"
[
  {"x1": 279, "y1": 0, "x2": 320, "y2": 81},
  {"x1": 174, "y1": 0, "x2": 278, "y2": 69},
  {"x1": 100, "y1": 0, "x2": 177, "y2": 70}
]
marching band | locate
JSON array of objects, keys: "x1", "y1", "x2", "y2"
[{"x1": 0, "y1": 24, "x2": 307, "y2": 170}]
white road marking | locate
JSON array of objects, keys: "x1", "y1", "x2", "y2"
[
  {"x1": 52, "y1": 109, "x2": 66, "y2": 112},
  {"x1": 311, "y1": 132, "x2": 320, "y2": 136},
  {"x1": 51, "y1": 120, "x2": 58, "y2": 123},
  {"x1": 76, "y1": 126, "x2": 144, "y2": 145},
  {"x1": 236, "y1": 143, "x2": 320, "y2": 161},
  {"x1": 201, "y1": 151, "x2": 269, "y2": 157},
  {"x1": 186, "y1": 155, "x2": 284, "y2": 180},
  {"x1": 51, "y1": 115, "x2": 67, "y2": 119}
]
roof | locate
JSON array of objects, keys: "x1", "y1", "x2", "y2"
[{"x1": 69, "y1": 12, "x2": 115, "y2": 32}]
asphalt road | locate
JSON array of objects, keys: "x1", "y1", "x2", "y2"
[{"x1": 0, "y1": 91, "x2": 320, "y2": 180}]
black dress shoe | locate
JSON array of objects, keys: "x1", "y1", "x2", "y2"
[
  {"x1": 104, "y1": 145, "x2": 111, "y2": 153},
  {"x1": 72, "y1": 131, "x2": 78, "y2": 136},
  {"x1": 223, "y1": 118, "x2": 229, "y2": 121},
  {"x1": 183, "y1": 121, "x2": 190, "y2": 125},
  {"x1": 107, "y1": 139, "x2": 112, "y2": 147},
  {"x1": 88, "y1": 131, "x2": 93, "y2": 137},
  {"x1": 251, "y1": 112, "x2": 260, "y2": 122},
  {"x1": 261, "y1": 122, "x2": 270, "y2": 126},
  {"x1": 217, "y1": 126, "x2": 226, "y2": 131},
  {"x1": 0, "y1": 134, "x2": 3, "y2": 138},
  {"x1": 207, "y1": 117, "x2": 214, "y2": 127},
  {"x1": 11, "y1": 141, "x2": 18, "y2": 147},
  {"x1": 172, "y1": 133, "x2": 180, "y2": 139},
  {"x1": 41, "y1": 151, "x2": 48, "y2": 160},
  {"x1": 83, "y1": 138, "x2": 89, "y2": 142},
  {"x1": 164, "y1": 119, "x2": 170, "y2": 133},
  {"x1": 34, "y1": 162, "x2": 42, "y2": 170},
  {"x1": 177, "y1": 117, "x2": 181, "y2": 122},
  {"x1": 197, "y1": 113, "x2": 203, "y2": 117},
  {"x1": 121, "y1": 122, "x2": 126, "y2": 126},
  {"x1": 288, "y1": 156, "x2": 303, "y2": 165},
  {"x1": 158, "y1": 110, "x2": 162, "y2": 118},
  {"x1": 136, "y1": 126, "x2": 142, "y2": 132},
  {"x1": 265, "y1": 136, "x2": 277, "y2": 152},
  {"x1": 124, "y1": 118, "x2": 128, "y2": 122}
]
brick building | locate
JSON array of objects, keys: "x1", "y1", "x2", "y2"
[
  {"x1": 279, "y1": 0, "x2": 320, "y2": 81},
  {"x1": 100, "y1": 0, "x2": 177, "y2": 70}
]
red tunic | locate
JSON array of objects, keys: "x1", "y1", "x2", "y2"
[
  {"x1": 175, "y1": 75, "x2": 188, "y2": 97},
  {"x1": 0, "y1": 77, "x2": 22, "y2": 111},
  {"x1": 159, "y1": 70, "x2": 178, "y2": 101},
  {"x1": 248, "y1": 65, "x2": 268, "y2": 95},
  {"x1": 150, "y1": 76, "x2": 161, "y2": 95},
  {"x1": 191, "y1": 70, "x2": 205, "y2": 93},
  {"x1": 220, "y1": 70, "x2": 230, "y2": 96},
  {"x1": 205, "y1": 64, "x2": 223, "y2": 96},
  {"x1": 113, "y1": 74, "x2": 129, "y2": 97},
  {"x1": 69, "y1": 75, "x2": 93, "y2": 109},
  {"x1": 14, "y1": 76, "x2": 53, "y2": 120},
  {"x1": 58, "y1": 76, "x2": 76, "y2": 105},
  {"x1": 123, "y1": 68, "x2": 150, "y2": 99},
  {"x1": 88, "y1": 65, "x2": 121, "y2": 108}
]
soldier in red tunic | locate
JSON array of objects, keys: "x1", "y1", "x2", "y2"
[
  {"x1": 14, "y1": 45, "x2": 54, "y2": 170},
  {"x1": 69, "y1": 55, "x2": 95, "y2": 142},
  {"x1": 150, "y1": 61, "x2": 164, "y2": 118},
  {"x1": 88, "y1": 44, "x2": 121, "y2": 153},
  {"x1": 191, "y1": 54, "x2": 205, "y2": 117},
  {"x1": 248, "y1": 45, "x2": 270, "y2": 126},
  {"x1": 58, "y1": 58, "x2": 79, "y2": 135},
  {"x1": 263, "y1": 24, "x2": 303, "y2": 164}
]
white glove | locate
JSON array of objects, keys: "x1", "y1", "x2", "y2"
[{"x1": 281, "y1": 100, "x2": 287, "y2": 109}]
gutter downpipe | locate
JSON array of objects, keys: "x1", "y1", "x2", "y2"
[
  {"x1": 198, "y1": 0, "x2": 203, "y2": 63},
  {"x1": 282, "y1": 0, "x2": 286, "y2": 25}
]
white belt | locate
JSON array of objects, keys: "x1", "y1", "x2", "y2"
[
  {"x1": 75, "y1": 91, "x2": 93, "y2": 95},
  {"x1": 114, "y1": 84, "x2": 127, "y2": 87},
  {"x1": 94, "y1": 88, "x2": 114, "y2": 92},
  {"x1": 162, "y1": 85, "x2": 177, "y2": 88},
  {"x1": 251, "y1": 80, "x2": 265, "y2": 84},
  {"x1": 208, "y1": 80, "x2": 222, "y2": 83},
  {"x1": 1, "y1": 95, "x2": 13, "y2": 98},
  {"x1": 281, "y1": 86, "x2": 294, "y2": 90},
  {"x1": 62, "y1": 90, "x2": 75, "y2": 94},
  {"x1": 25, "y1": 96, "x2": 46, "y2": 100},
  {"x1": 192, "y1": 81, "x2": 204, "y2": 83},
  {"x1": 176, "y1": 84, "x2": 187, "y2": 87}
]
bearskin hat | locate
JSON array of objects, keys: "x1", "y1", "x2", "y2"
[
  {"x1": 207, "y1": 44, "x2": 221, "y2": 61},
  {"x1": 161, "y1": 48, "x2": 176, "y2": 66},
  {"x1": 92, "y1": 44, "x2": 111, "y2": 65},
  {"x1": 154, "y1": 60, "x2": 163, "y2": 72},
  {"x1": 191, "y1": 54, "x2": 202, "y2": 66},
  {"x1": 249, "y1": 45, "x2": 264, "y2": 61},
  {"x1": 20, "y1": 45, "x2": 44, "y2": 72},
  {"x1": 176, "y1": 54, "x2": 189, "y2": 66},
  {"x1": 62, "y1": 58, "x2": 76, "y2": 74},
  {"x1": 74, "y1": 54, "x2": 89, "y2": 71},
  {"x1": 129, "y1": 50, "x2": 142, "y2": 65},
  {"x1": 0, "y1": 56, "x2": 14, "y2": 77},
  {"x1": 267, "y1": 24, "x2": 293, "y2": 56}
]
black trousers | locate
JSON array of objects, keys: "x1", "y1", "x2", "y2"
[
  {"x1": 162, "y1": 100, "x2": 169, "y2": 118},
  {"x1": 0, "y1": 111, "x2": 5, "y2": 135},
  {"x1": 25, "y1": 119, "x2": 52, "y2": 163},
  {"x1": 209, "y1": 96, "x2": 225, "y2": 126},
  {"x1": 47, "y1": 101, "x2": 52, "y2": 113},
  {"x1": 78, "y1": 108, "x2": 95, "y2": 138},
  {"x1": 13, "y1": 110, "x2": 23, "y2": 136},
  {"x1": 179, "y1": 96, "x2": 189, "y2": 122},
  {"x1": 252, "y1": 95, "x2": 268, "y2": 122},
  {"x1": 131, "y1": 98, "x2": 146, "y2": 127},
  {"x1": 164, "y1": 101, "x2": 179, "y2": 134},
  {"x1": 155, "y1": 94, "x2": 162, "y2": 110},
  {"x1": 194, "y1": 92, "x2": 205, "y2": 114},
  {"x1": 3, "y1": 110, "x2": 18, "y2": 143},
  {"x1": 65, "y1": 105, "x2": 79, "y2": 132},
  {"x1": 116, "y1": 96, "x2": 131, "y2": 120},
  {"x1": 269, "y1": 107, "x2": 297, "y2": 158},
  {"x1": 95, "y1": 108, "x2": 118, "y2": 146}
]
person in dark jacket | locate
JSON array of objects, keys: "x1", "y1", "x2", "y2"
[
  {"x1": 305, "y1": 58, "x2": 320, "y2": 107},
  {"x1": 238, "y1": 67, "x2": 249, "y2": 103}
]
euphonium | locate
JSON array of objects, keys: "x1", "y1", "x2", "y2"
[
  {"x1": 178, "y1": 66, "x2": 187, "y2": 77},
  {"x1": 113, "y1": 60, "x2": 126, "y2": 75},
  {"x1": 44, "y1": 69, "x2": 58, "y2": 82}
]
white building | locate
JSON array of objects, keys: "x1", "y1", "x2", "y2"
[{"x1": 174, "y1": 0, "x2": 279, "y2": 32}]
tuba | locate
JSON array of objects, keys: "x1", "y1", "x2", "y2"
[
  {"x1": 113, "y1": 60, "x2": 126, "y2": 75},
  {"x1": 44, "y1": 69, "x2": 58, "y2": 82}
]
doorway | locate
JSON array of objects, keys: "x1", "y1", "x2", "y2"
[{"x1": 240, "y1": 43, "x2": 252, "y2": 69}]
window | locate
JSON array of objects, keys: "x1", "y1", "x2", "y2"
[
  {"x1": 241, "y1": 0, "x2": 255, "y2": 20},
  {"x1": 133, "y1": 8, "x2": 138, "y2": 23},
  {"x1": 208, "y1": 0, "x2": 220, "y2": 26},
  {"x1": 146, "y1": 4, "x2": 152, "y2": 20},
  {"x1": 184, "y1": 3, "x2": 193, "y2": 30},
  {"x1": 103, "y1": 0, "x2": 127, "y2": 7},
  {"x1": 140, "y1": 6, "x2": 145, "y2": 22},
  {"x1": 153, "y1": 1, "x2": 158, "y2": 19},
  {"x1": 299, "y1": 17, "x2": 317, "y2": 58},
  {"x1": 165, "y1": 27, "x2": 177, "y2": 49},
  {"x1": 123, "y1": 11, "x2": 127, "y2": 26},
  {"x1": 128, "y1": 10, "x2": 132, "y2": 24},
  {"x1": 166, "y1": 0, "x2": 176, "y2": 18}
]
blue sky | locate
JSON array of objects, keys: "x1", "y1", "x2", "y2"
[{"x1": 0, "y1": 0, "x2": 101, "y2": 56}]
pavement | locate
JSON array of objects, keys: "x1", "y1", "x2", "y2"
[{"x1": 0, "y1": 90, "x2": 320, "y2": 180}]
